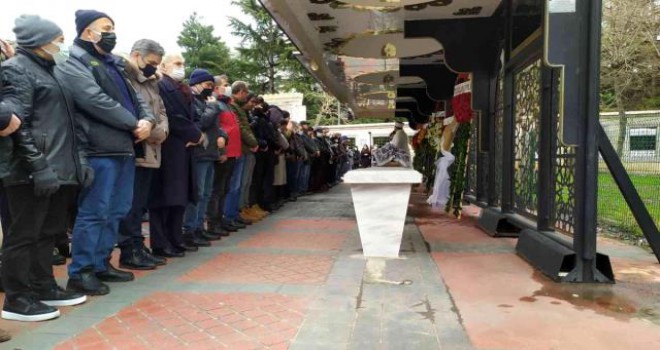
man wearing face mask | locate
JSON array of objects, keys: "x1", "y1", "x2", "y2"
[
  {"x1": 207, "y1": 76, "x2": 239, "y2": 236},
  {"x1": 117, "y1": 39, "x2": 169, "y2": 271},
  {"x1": 56, "y1": 10, "x2": 156, "y2": 296},
  {"x1": 183, "y1": 69, "x2": 228, "y2": 246},
  {"x1": 1, "y1": 14, "x2": 88, "y2": 322},
  {"x1": 311, "y1": 127, "x2": 331, "y2": 193},
  {"x1": 149, "y1": 53, "x2": 204, "y2": 258}
]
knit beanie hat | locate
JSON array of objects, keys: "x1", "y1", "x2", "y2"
[
  {"x1": 189, "y1": 69, "x2": 215, "y2": 86},
  {"x1": 75, "y1": 10, "x2": 114, "y2": 37},
  {"x1": 13, "y1": 15, "x2": 63, "y2": 48}
]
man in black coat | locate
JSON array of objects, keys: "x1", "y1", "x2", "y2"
[
  {"x1": 149, "y1": 53, "x2": 203, "y2": 258},
  {"x1": 183, "y1": 68, "x2": 228, "y2": 245},
  {"x1": 57, "y1": 10, "x2": 155, "y2": 296},
  {"x1": 1, "y1": 14, "x2": 88, "y2": 322}
]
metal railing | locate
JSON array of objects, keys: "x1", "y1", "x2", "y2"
[{"x1": 598, "y1": 111, "x2": 660, "y2": 240}]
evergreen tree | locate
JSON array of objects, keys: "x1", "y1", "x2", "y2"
[{"x1": 177, "y1": 13, "x2": 235, "y2": 77}]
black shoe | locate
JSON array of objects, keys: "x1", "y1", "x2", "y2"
[
  {"x1": 2, "y1": 295, "x2": 60, "y2": 322},
  {"x1": 184, "y1": 233, "x2": 211, "y2": 247},
  {"x1": 152, "y1": 248, "x2": 184, "y2": 258},
  {"x1": 96, "y1": 263, "x2": 135, "y2": 283},
  {"x1": 228, "y1": 220, "x2": 246, "y2": 229},
  {"x1": 143, "y1": 248, "x2": 167, "y2": 265},
  {"x1": 36, "y1": 285, "x2": 87, "y2": 307},
  {"x1": 222, "y1": 223, "x2": 239, "y2": 232},
  {"x1": 52, "y1": 250, "x2": 66, "y2": 266},
  {"x1": 210, "y1": 225, "x2": 230, "y2": 236},
  {"x1": 119, "y1": 247, "x2": 156, "y2": 271},
  {"x1": 200, "y1": 230, "x2": 221, "y2": 241},
  {"x1": 175, "y1": 243, "x2": 198, "y2": 252},
  {"x1": 235, "y1": 217, "x2": 252, "y2": 226},
  {"x1": 66, "y1": 267, "x2": 109, "y2": 296}
]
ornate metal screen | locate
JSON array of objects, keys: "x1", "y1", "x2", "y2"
[
  {"x1": 466, "y1": 117, "x2": 479, "y2": 196},
  {"x1": 493, "y1": 71, "x2": 504, "y2": 207},
  {"x1": 513, "y1": 60, "x2": 542, "y2": 218},
  {"x1": 552, "y1": 75, "x2": 577, "y2": 234}
]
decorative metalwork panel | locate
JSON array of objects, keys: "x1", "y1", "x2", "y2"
[
  {"x1": 466, "y1": 117, "x2": 479, "y2": 196},
  {"x1": 554, "y1": 145, "x2": 576, "y2": 233},
  {"x1": 552, "y1": 75, "x2": 577, "y2": 234},
  {"x1": 513, "y1": 60, "x2": 542, "y2": 218},
  {"x1": 493, "y1": 70, "x2": 504, "y2": 207}
]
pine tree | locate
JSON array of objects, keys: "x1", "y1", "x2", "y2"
[{"x1": 177, "y1": 13, "x2": 235, "y2": 77}]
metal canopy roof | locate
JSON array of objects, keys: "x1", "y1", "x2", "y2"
[{"x1": 260, "y1": 0, "x2": 503, "y2": 119}]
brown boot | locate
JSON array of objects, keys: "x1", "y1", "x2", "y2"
[{"x1": 0, "y1": 328, "x2": 11, "y2": 343}]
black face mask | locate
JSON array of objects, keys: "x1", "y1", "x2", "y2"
[
  {"x1": 140, "y1": 64, "x2": 157, "y2": 78},
  {"x1": 95, "y1": 32, "x2": 117, "y2": 53},
  {"x1": 200, "y1": 88, "x2": 214, "y2": 100}
]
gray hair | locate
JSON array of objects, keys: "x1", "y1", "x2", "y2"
[
  {"x1": 231, "y1": 81, "x2": 249, "y2": 95},
  {"x1": 131, "y1": 39, "x2": 165, "y2": 58},
  {"x1": 214, "y1": 74, "x2": 229, "y2": 86}
]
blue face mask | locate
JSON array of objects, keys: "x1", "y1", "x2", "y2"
[{"x1": 43, "y1": 41, "x2": 69, "y2": 65}]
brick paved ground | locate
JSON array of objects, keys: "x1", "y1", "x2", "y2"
[{"x1": 2, "y1": 185, "x2": 660, "y2": 349}]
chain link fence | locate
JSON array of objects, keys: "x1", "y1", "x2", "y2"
[{"x1": 599, "y1": 111, "x2": 660, "y2": 240}]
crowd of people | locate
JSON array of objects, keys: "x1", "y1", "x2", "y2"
[{"x1": 0, "y1": 9, "x2": 377, "y2": 334}]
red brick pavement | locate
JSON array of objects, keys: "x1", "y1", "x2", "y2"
[
  {"x1": 1, "y1": 249, "x2": 159, "y2": 337},
  {"x1": 272, "y1": 219, "x2": 356, "y2": 232},
  {"x1": 238, "y1": 231, "x2": 347, "y2": 251},
  {"x1": 180, "y1": 253, "x2": 334, "y2": 285},
  {"x1": 54, "y1": 292, "x2": 310, "y2": 350}
]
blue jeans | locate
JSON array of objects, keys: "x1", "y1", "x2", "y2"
[
  {"x1": 183, "y1": 161, "x2": 215, "y2": 232},
  {"x1": 223, "y1": 155, "x2": 245, "y2": 221},
  {"x1": 298, "y1": 162, "x2": 311, "y2": 194},
  {"x1": 69, "y1": 156, "x2": 135, "y2": 277}
]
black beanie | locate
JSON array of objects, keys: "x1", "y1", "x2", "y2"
[{"x1": 75, "y1": 10, "x2": 114, "y2": 38}]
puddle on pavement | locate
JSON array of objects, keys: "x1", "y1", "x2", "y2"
[{"x1": 520, "y1": 271, "x2": 660, "y2": 324}]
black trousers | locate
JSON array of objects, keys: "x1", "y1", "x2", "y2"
[
  {"x1": 327, "y1": 160, "x2": 338, "y2": 185},
  {"x1": 310, "y1": 154, "x2": 329, "y2": 192},
  {"x1": 149, "y1": 206, "x2": 185, "y2": 251},
  {"x1": 118, "y1": 167, "x2": 154, "y2": 250},
  {"x1": 1, "y1": 185, "x2": 77, "y2": 300},
  {"x1": 0, "y1": 184, "x2": 11, "y2": 246},
  {"x1": 249, "y1": 152, "x2": 267, "y2": 207},
  {"x1": 207, "y1": 158, "x2": 235, "y2": 226},
  {"x1": 261, "y1": 151, "x2": 277, "y2": 210}
]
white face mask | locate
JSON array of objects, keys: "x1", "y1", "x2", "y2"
[
  {"x1": 223, "y1": 86, "x2": 232, "y2": 98},
  {"x1": 43, "y1": 41, "x2": 69, "y2": 65},
  {"x1": 170, "y1": 67, "x2": 186, "y2": 81}
]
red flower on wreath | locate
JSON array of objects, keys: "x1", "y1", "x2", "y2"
[{"x1": 451, "y1": 73, "x2": 473, "y2": 123}]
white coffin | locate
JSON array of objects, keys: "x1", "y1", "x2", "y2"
[{"x1": 344, "y1": 168, "x2": 423, "y2": 258}]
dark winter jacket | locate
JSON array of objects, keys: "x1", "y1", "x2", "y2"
[
  {"x1": 150, "y1": 75, "x2": 202, "y2": 207},
  {"x1": 0, "y1": 65, "x2": 19, "y2": 178},
  {"x1": 1, "y1": 48, "x2": 82, "y2": 186},
  {"x1": 192, "y1": 96, "x2": 227, "y2": 162},
  {"x1": 251, "y1": 112, "x2": 278, "y2": 151},
  {"x1": 55, "y1": 41, "x2": 155, "y2": 157}
]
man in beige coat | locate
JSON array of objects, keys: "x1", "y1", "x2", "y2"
[{"x1": 117, "y1": 39, "x2": 168, "y2": 270}]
